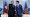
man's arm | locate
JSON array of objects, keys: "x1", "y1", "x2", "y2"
[{"x1": 20, "y1": 5, "x2": 23, "y2": 14}]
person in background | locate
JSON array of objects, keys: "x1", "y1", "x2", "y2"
[
  {"x1": 4, "y1": 2, "x2": 8, "y2": 14},
  {"x1": 15, "y1": 1, "x2": 23, "y2": 17},
  {"x1": 23, "y1": 2, "x2": 28, "y2": 14},
  {"x1": 8, "y1": 1, "x2": 15, "y2": 17}
]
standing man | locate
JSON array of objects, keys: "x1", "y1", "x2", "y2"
[
  {"x1": 8, "y1": 1, "x2": 15, "y2": 17},
  {"x1": 15, "y1": 1, "x2": 23, "y2": 17}
]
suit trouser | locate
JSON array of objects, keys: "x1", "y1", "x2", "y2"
[
  {"x1": 8, "y1": 10, "x2": 15, "y2": 17},
  {"x1": 8, "y1": 14, "x2": 14, "y2": 17}
]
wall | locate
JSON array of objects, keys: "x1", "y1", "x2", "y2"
[{"x1": 0, "y1": 0, "x2": 4, "y2": 14}]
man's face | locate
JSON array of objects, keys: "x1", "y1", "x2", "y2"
[
  {"x1": 11, "y1": 1, "x2": 14, "y2": 4},
  {"x1": 16, "y1": 2, "x2": 18, "y2": 4}
]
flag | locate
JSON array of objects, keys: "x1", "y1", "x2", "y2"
[
  {"x1": 28, "y1": 8, "x2": 30, "y2": 14},
  {"x1": 4, "y1": 2, "x2": 8, "y2": 14},
  {"x1": 0, "y1": 8, "x2": 2, "y2": 11},
  {"x1": 0, "y1": 8, "x2": 3, "y2": 14},
  {"x1": 24, "y1": 2, "x2": 28, "y2": 14}
]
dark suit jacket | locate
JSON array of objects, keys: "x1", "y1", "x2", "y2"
[
  {"x1": 8, "y1": 4, "x2": 15, "y2": 16},
  {"x1": 16, "y1": 4, "x2": 23, "y2": 15}
]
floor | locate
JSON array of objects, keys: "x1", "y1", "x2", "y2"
[
  {"x1": 1, "y1": 14, "x2": 30, "y2": 17},
  {"x1": 1, "y1": 13, "x2": 8, "y2": 17}
]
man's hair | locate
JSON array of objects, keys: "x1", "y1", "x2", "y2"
[
  {"x1": 11, "y1": 1, "x2": 14, "y2": 2},
  {"x1": 16, "y1": 1, "x2": 19, "y2": 3}
]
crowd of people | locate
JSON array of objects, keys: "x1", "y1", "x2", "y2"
[
  {"x1": 4, "y1": 0, "x2": 28, "y2": 17},
  {"x1": 8, "y1": 1, "x2": 23, "y2": 17}
]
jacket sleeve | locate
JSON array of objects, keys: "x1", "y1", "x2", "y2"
[{"x1": 20, "y1": 5, "x2": 23, "y2": 14}]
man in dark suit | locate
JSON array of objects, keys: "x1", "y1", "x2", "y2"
[
  {"x1": 15, "y1": 1, "x2": 23, "y2": 17},
  {"x1": 8, "y1": 1, "x2": 15, "y2": 17}
]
